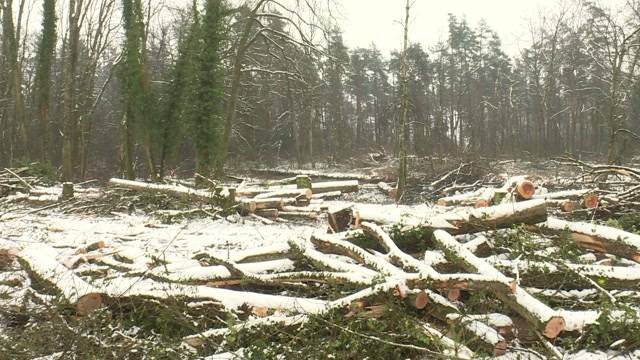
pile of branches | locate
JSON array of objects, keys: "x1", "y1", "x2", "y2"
[{"x1": 0, "y1": 167, "x2": 41, "y2": 198}]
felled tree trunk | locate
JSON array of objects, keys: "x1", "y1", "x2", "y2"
[
  {"x1": 18, "y1": 244, "x2": 104, "y2": 315},
  {"x1": 109, "y1": 178, "x2": 220, "y2": 203},
  {"x1": 444, "y1": 199, "x2": 548, "y2": 235},
  {"x1": 432, "y1": 230, "x2": 565, "y2": 339},
  {"x1": 539, "y1": 217, "x2": 640, "y2": 262}
]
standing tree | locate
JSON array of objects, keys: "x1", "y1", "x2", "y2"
[
  {"x1": 1, "y1": 0, "x2": 27, "y2": 163},
  {"x1": 62, "y1": 0, "x2": 82, "y2": 181},
  {"x1": 120, "y1": 0, "x2": 155, "y2": 179},
  {"x1": 32, "y1": 0, "x2": 57, "y2": 163},
  {"x1": 396, "y1": 0, "x2": 411, "y2": 201},
  {"x1": 192, "y1": 0, "x2": 226, "y2": 182}
]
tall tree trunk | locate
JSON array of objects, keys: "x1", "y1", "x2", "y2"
[
  {"x1": 33, "y1": 0, "x2": 57, "y2": 163},
  {"x1": 62, "y1": 0, "x2": 81, "y2": 181},
  {"x1": 396, "y1": 0, "x2": 410, "y2": 202}
]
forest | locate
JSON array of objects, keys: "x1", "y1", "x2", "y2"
[
  {"x1": 2, "y1": 0, "x2": 640, "y2": 359},
  {"x1": 0, "y1": 0, "x2": 638, "y2": 179}
]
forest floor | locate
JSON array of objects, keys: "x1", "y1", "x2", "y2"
[{"x1": 1, "y1": 158, "x2": 640, "y2": 359}]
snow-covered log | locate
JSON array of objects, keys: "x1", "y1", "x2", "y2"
[
  {"x1": 437, "y1": 189, "x2": 483, "y2": 207},
  {"x1": 463, "y1": 313, "x2": 513, "y2": 336},
  {"x1": 433, "y1": 230, "x2": 565, "y2": 339},
  {"x1": 98, "y1": 277, "x2": 328, "y2": 314},
  {"x1": 444, "y1": 199, "x2": 548, "y2": 234},
  {"x1": 488, "y1": 258, "x2": 640, "y2": 288},
  {"x1": 239, "y1": 198, "x2": 296, "y2": 213},
  {"x1": 312, "y1": 180, "x2": 359, "y2": 194},
  {"x1": 310, "y1": 231, "x2": 405, "y2": 276},
  {"x1": 253, "y1": 188, "x2": 312, "y2": 200},
  {"x1": 446, "y1": 313, "x2": 508, "y2": 356},
  {"x1": 422, "y1": 324, "x2": 475, "y2": 359},
  {"x1": 151, "y1": 259, "x2": 296, "y2": 283},
  {"x1": 474, "y1": 188, "x2": 497, "y2": 208},
  {"x1": 289, "y1": 240, "x2": 379, "y2": 278},
  {"x1": 540, "y1": 217, "x2": 640, "y2": 262},
  {"x1": 377, "y1": 182, "x2": 397, "y2": 198},
  {"x1": 109, "y1": 178, "x2": 222, "y2": 203},
  {"x1": 18, "y1": 244, "x2": 104, "y2": 315},
  {"x1": 311, "y1": 191, "x2": 342, "y2": 200},
  {"x1": 231, "y1": 244, "x2": 291, "y2": 263},
  {"x1": 249, "y1": 168, "x2": 380, "y2": 182}
]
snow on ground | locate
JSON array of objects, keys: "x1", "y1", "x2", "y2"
[{"x1": 0, "y1": 210, "x2": 317, "y2": 263}]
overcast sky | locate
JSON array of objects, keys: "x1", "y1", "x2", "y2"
[{"x1": 333, "y1": 0, "x2": 624, "y2": 57}]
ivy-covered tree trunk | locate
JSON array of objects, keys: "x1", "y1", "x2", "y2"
[
  {"x1": 193, "y1": 0, "x2": 225, "y2": 183},
  {"x1": 33, "y1": 0, "x2": 57, "y2": 163},
  {"x1": 121, "y1": 0, "x2": 155, "y2": 179}
]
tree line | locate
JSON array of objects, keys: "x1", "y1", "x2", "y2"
[{"x1": 0, "y1": 0, "x2": 639, "y2": 182}]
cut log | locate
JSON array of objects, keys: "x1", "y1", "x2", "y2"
[
  {"x1": 582, "y1": 193, "x2": 599, "y2": 209},
  {"x1": 310, "y1": 231, "x2": 405, "y2": 276},
  {"x1": 312, "y1": 180, "x2": 359, "y2": 194},
  {"x1": 109, "y1": 178, "x2": 221, "y2": 203},
  {"x1": 231, "y1": 243, "x2": 291, "y2": 263},
  {"x1": 254, "y1": 209, "x2": 279, "y2": 219},
  {"x1": 279, "y1": 211, "x2": 319, "y2": 220},
  {"x1": 443, "y1": 199, "x2": 548, "y2": 235},
  {"x1": 250, "y1": 168, "x2": 380, "y2": 182},
  {"x1": 532, "y1": 189, "x2": 592, "y2": 201},
  {"x1": 377, "y1": 182, "x2": 397, "y2": 199},
  {"x1": 18, "y1": 244, "x2": 104, "y2": 315},
  {"x1": 433, "y1": 230, "x2": 565, "y2": 339},
  {"x1": 437, "y1": 189, "x2": 483, "y2": 207},
  {"x1": 289, "y1": 240, "x2": 379, "y2": 278},
  {"x1": 500, "y1": 176, "x2": 536, "y2": 200},
  {"x1": 488, "y1": 258, "x2": 640, "y2": 289},
  {"x1": 539, "y1": 218, "x2": 640, "y2": 262},
  {"x1": 515, "y1": 180, "x2": 536, "y2": 199},
  {"x1": 474, "y1": 188, "x2": 496, "y2": 208},
  {"x1": 327, "y1": 204, "x2": 354, "y2": 233},
  {"x1": 239, "y1": 198, "x2": 296, "y2": 213},
  {"x1": 311, "y1": 191, "x2": 341, "y2": 200},
  {"x1": 560, "y1": 200, "x2": 579, "y2": 213},
  {"x1": 98, "y1": 277, "x2": 327, "y2": 314},
  {"x1": 254, "y1": 188, "x2": 312, "y2": 200},
  {"x1": 464, "y1": 313, "x2": 514, "y2": 337},
  {"x1": 0, "y1": 239, "x2": 19, "y2": 270}
]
